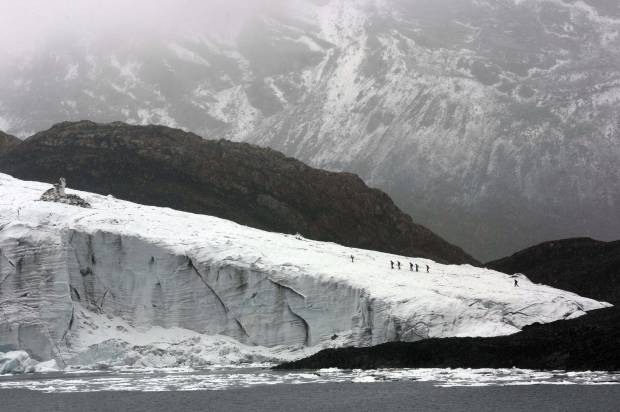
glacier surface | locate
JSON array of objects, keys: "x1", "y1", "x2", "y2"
[{"x1": 0, "y1": 173, "x2": 609, "y2": 372}]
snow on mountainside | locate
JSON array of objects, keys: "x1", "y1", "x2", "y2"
[
  {"x1": 1, "y1": 0, "x2": 619, "y2": 260},
  {"x1": 0, "y1": 173, "x2": 609, "y2": 371}
]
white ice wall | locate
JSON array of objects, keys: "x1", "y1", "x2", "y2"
[
  {"x1": 0, "y1": 226, "x2": 407, "y2": 360},
  {"x1": 0, "y1": 173, "x2": 610, "y2": 363}
]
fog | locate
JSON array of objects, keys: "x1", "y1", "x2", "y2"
[
  {"x1": 0, "y1": 0, "x2": 291, "y2": 58},
  {"x1": 0, "y1": 0, "x2": 618, "y2": 261}
]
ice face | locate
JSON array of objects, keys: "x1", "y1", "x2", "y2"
[{"x1": 0, "y1": 173, "x2": 610, "y2": 367}]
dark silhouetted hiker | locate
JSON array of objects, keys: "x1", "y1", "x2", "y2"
[
  {"x1": 390, "y1": 260, "x2": 394, "y2": 269},
  {"x1": 350, "y1": 255, "x2": 354, "y2": 263},
  {"x1": 397, "y1": 261, "x2": 401, "y2": 270},
  {"x1": 426, "y1": 265, "x2": 430, "y2": 273},
  {"x1": 409, "y1": 262, "x2": 414, "y2": 271},
  {"x1": 415, "y1": 264, "x2": 419, "y2": 272},
  {"x1": 514, "y1": 279, "x2": 519, "y2": 287}
]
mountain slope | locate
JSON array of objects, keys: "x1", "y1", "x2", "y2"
[
  {"x1": 1, "y1": 0, "x2": 619, "y2": 259},
  {"x1": 0, "y1": 131, "x2": 20, "y2": 156},
  {"x1": 0, "y1": 121, "x2": 475, "y2": 264},
  {"x1": 487, "y1": 237, "x2": 620, "y2": 304},
  {"x1": 0, "y1": 173, "x2": 606, "y2": 366}
]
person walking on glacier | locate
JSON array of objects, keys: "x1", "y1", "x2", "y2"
[
  {"x1": 426, "y1": 265, "x2": 430, "y2": 273},
  {"x1": 514, "y1": 279, "x2": 519, "y2": 287},
  {"x1": 409, "y1": 262, "x2": 414, "y2": 271},
  {"x1": 397, "y1": 261, "x2": 401, "y2": 270},
  {"x1": 350, "y1": 255, "x2": 354, "y2": 263},
  {"x1": 390, "y1": 260, "x2": 395, "y2": 269},
  {"x1": 415, "y1": 263, "x2": 419, "y2": 272}
]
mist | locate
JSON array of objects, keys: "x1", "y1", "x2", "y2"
[
  {"x1": 0, "y1": 0, "x2": 619, "y2": 261},
  {"x1": 0, "y1": 0, "x2": 291, "y2": 59}
]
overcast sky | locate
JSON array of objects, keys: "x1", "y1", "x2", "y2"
[{"x1": 0, "y1": 0, "x2": 290, "y2": 57}]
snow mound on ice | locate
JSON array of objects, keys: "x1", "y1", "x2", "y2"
[
  {"x1": 0, "y1": 351, "x2": 37, "y2": 374},
  {"x1": 0, "y1": 351, "x2": 58, "y2": 374}
]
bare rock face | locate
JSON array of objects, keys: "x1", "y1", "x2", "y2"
[
  {"x1": 0, "y1": 121, "x2": 476, "y2": 265},
  {"x1": 0, "y1": 131, "x2": 20, "y2": 156}
]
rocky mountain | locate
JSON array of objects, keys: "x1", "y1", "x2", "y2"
[
  {"x1": 0, "y1": 131, "x2": 20, "y2": 156},
  {"x1": 1, "y1": 0, "x2": 619, "y2": 259},
  {"x1": 487, "y1": 237, "x2": 620, "y2": 304},
  {"x1": 0, "y1": 173, "x2": 605, "y2": 366},
  {"x1": 0, "y1": 121, "x2": 475, "y2": 264}
]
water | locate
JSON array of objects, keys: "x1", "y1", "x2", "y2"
[{"x1": 1, "y1": 368, "x2": 619, "y2": 411}]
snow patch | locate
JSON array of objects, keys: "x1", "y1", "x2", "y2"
[
  {"x1": 64, "y1": 63, "x2": 79, "y2": 81},
  {"x1": 168, "y1": 43, "x2": 211, "y2": 67}
]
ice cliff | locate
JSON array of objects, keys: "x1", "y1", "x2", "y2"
[{"x1": 0, "y1": 173, "x2": 609, "y2": 370}]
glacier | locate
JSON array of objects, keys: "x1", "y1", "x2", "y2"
[{"x1": 0, "y1": 173, "x2": 609, "y2": 372}]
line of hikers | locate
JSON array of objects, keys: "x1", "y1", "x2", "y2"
[
  {"x1": 349, "y1": 255, "x2": 430, "y2": 273},
  {"x1": 391, "y1": 260, "x2": 429, "y2": 273},
  {"x1": 350, "y1": 255, "x2": 520, "y2": 286}
]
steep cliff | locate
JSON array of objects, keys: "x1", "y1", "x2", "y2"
[{"x1": 0, "y1": 173, "x2": 607, "y2": 368}]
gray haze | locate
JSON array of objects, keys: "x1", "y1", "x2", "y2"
[
  {"x1": 0, "y1": 0, "x2": 290, "y2": 57},
  {"x1": 1, "y1": 0, "x2": 619, "y2": 260}
]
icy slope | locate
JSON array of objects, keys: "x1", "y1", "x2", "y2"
[{"x1": 0, "y1": 173, "x2": 609, "y2": 366}]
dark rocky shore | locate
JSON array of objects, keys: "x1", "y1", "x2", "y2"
[{"x1": 276, "y1": 306, "x2": 620, "y2": 371}]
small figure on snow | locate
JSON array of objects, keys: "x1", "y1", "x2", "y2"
[
  {"x1": 415, "y1": 264, "x2": 419, "y2": 272},
  {"x1": 350, "y1": 255, "x2": 355, "y2": 263},
  {"x1": 397, "y1": 261, "x2": 401, "y2": 270},
  {"x1": 409, "y1": 262, "x2": 414, "y2": 271},
  {"x1": 426, "y1": 265, "x2": 430, "y2": 273},
  {"x1": 514, "y1": 279, "x2": 519, "y2": 287},
  {"x1": 390, "y1": 260, "x2": 394, "y2": 269}
]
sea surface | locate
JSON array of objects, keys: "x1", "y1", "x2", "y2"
[{"x1": 1, "y1": 368, "x2": 619, "y2": 411}]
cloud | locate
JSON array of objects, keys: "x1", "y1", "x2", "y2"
[{"x1": 0, "y1": 0, "x2": 290, "y2": 58}]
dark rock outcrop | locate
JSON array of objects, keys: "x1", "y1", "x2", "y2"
[
  {"x1": 40, "y1": 178, "x2": 91, "y2": 208},
  {"x1": 0, "y1": 121, "x2": 476, "y2": 265},
  {"x1": 487, "y1": 238, "x2": 620, "y2": 304},
  {"x1": 275, "y1": 306, "x2": 620, "y2": 371},
  {"x1": 0, "y1": 131, "x2": 20, "y2": 155}
]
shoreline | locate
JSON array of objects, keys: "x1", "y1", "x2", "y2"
[
  {"x1": 276, "y1": 307, "x2": 620, "y2": 371},
  {"x1": 2, "y1": 382, "x2": 620, "y2": 412}
]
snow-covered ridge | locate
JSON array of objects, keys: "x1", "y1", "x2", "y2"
[{"x1": 0, "y1": 173, "x2": 609, "y2": 371}]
